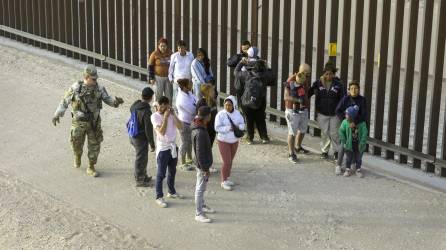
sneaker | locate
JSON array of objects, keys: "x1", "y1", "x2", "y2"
[
  {"x1": 221, "y1": 181, "x2": 233, "y2": 191},
  {"x1": 320, "y1": 152, "x2": 329, "y2": 160},
  {"x1": 261, "y1": 138, "x2": 270, "y2": 144},
  {"x1": 203, "y1": 205, "x2": 216, "y2": 214},
  {"x1": 225, "y1": 180, "x2": 235, "y2": 186},
  {"x1": 135, "y1": 180, "x2": 151, "y2": 187},
  {"x1": 180, "y1": 164, "x2": 193, "y2": 171},
  {"x1": 296, "y1": 147, "x2": 310, "y2": 154},
  {"x1": 356, "y1": 169, "x2": 364, "y2": 178},
  {"x1": 246, "y1": 139, "x2": 253, "y2": 145},
  {"x1": 209, "y1": 167, "x2": 218, "y2": 173},
  {"x1": 155, "y1": 198, "x2": 167, "y2": 208},
  {"x1": 335, "y1": 165, "x2": 342, "y2": 175},
  {"x1": 195, "y1": 214, "x2": 212, "y2": 223},
  {"x1": 288, "y1": 154, "x2": 298, "y2": 164},
  {"x1": 166, "y1": 192, "x2": 184, "y2": 199},
  {"x1": 343, "y1": 169, "x2": 352, "y2": 177}
]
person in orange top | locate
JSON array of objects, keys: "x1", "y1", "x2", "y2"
[{"x1": 148, "y1": 37, "x2": 173, "y2": 102}]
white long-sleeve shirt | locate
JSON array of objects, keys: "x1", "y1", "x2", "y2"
[
  {"x1": 215, "y1": 96, "x2": 245, "y2": 144},
  {"x1": 168, "y1": 51, "x2": 194, "y2": 82},
  {"x1": 176, "y1": 89, "x2": 197, "y2": 124}
]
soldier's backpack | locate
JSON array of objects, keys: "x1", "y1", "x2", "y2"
[{"x1": 126, "y1": 111, "x2": 140, "y2": 137}]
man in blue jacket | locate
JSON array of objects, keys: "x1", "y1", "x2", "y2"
[{"x1": 308, "y1": 61, "x2": 346, "y2": 160}]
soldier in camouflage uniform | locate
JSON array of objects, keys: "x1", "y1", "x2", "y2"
[{"x1": 52, "y1": 65, "x2": 124, "y2": 177}]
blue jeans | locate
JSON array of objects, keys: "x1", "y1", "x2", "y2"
[
  {"x1": 345, "y1": 144, "x2": 363, "y2": 170},
  {"x1": 155, "y1": 149, "x2": 178, "y2": 199}
]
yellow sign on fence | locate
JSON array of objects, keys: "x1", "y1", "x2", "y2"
[{"x1": 329, "y1": 43, "x2": 337, "y2": 57}]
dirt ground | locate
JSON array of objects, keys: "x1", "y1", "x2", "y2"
[{"x1": 0, "y1": 39, "x2": 446, "y2": 250}]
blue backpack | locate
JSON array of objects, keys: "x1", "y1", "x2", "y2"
[{"x1": 127, "y1": 111, "x2": 140, "y2": 137}]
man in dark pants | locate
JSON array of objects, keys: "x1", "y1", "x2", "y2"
[
  {"x1": 129, "y1": 87, "x2": 156, "y2": 187},
  {"x1": 234, "y1": 47, "x2": 273, "y2": 144}
]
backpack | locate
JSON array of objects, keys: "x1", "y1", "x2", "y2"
[
  {"x1": 126, "y1": 110, "x2": 140, "y2": 137},
  {"x1": 241, "y1": 76, "x2": 265, "y2": 109}
]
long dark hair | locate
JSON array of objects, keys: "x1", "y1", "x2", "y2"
[{"x1": 197, "y1": 48, "x2": 211, "y2": 74}]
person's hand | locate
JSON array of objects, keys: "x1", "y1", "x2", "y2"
[
  {"x1": 349, "y1": 122, "x2": 356, "y2": 128},
  {"x1": 115, "y1": 96, "x2": 124, "y2": 105},
  {"x1": 149, "y1": 145, "x2": 155, "y2": 152},
  {"x1": 241, "y1": 57, "x2": 248, "y2": 64},
  {"x1": 203, "y1": 170, "x2": 210, "y2": 177},
  {"x1": 163, "y1": 108, "x2": 171, "y2": 119},
  {"x1": 52, "y1": 116, "x2": 60, "y2": 126},
  {"x1": 149, "y1": 79, "x2": 155, "y2": 85}
]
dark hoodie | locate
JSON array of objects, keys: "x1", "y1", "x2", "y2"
[
  {"x1": 308, "y1": 77, "x2": 346, "y2": 116},
  {"x1": 191, "y1": 118, "x2": 213, "y2": 171},
  {"x1": 129, "y1": 100, "x2": 155, "y2": 148}
]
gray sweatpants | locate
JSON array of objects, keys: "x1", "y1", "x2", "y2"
[
  {"x1": 195, "y1": 169, "x2": 209, "y2": 216},
  {"x1": 155, "y1": 76, "x2": 172, "y2": 103},
  {"x1": 317, "y1": 114, "x2": 340, "y2": 154},
  {"x1": 179, "y1": 122, "x2": 192, "y2": 161}
]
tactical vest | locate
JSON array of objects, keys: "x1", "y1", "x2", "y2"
[{"x1": 71, "y1": 81, "x2": 102, "y2": 119}]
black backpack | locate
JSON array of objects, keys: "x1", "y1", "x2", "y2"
[{"x1": 241, "y1": 75, "x2": 265, "y2": 109}]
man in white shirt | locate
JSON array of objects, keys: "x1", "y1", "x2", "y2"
[{"x1": 168, "y1": 40, "x2": 194, "y2": 105}]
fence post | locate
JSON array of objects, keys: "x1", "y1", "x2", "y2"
[{"x1": 413, "y1": 0, "x2": 434, "y2": 170}]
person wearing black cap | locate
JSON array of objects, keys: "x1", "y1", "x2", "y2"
[
  {"x1": 129, "y1": 87, "x2": 156, "y2": 187},
  {"x1": 308, "y1": 61, "x2": 346, "y2": 160},
  {"x1": 191, "y1": 106, "x2": 215, "y2": 223}
]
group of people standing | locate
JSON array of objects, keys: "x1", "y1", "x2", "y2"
[
  {"x1": 52, "y1": 37, "x2": 369, "y2": 224},
  {"x1": 284, "y1": 61, "x2": 369, "y2": 177}
]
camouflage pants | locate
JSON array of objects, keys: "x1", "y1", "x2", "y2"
[{"x1": 70, "y1": 119, "x2": 104, "y2": 165}]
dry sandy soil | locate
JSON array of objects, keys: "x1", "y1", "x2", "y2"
[{"x1": 0, "y1": 39, "x2": 446, "y2": 250}]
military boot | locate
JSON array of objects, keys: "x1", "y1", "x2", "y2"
[
  {"x1": 73, "y1": 155, "x2": 81, "y2": 168},
  {"x1": 86, "y1": 162, "x2": 99, "y2": 177}
]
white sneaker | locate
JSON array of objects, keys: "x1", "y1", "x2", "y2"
[
  {"x1": 203, "y1": 205, "x2": 216, "y2": 214},
  {"x1": 195, "y1": 214, "x2": 212, "y2": 223},
  {"x1": 225, "y1": 180, "x2": 235, "y2": 186},
  {"x1": 166, "y1": 192, "x2": 184, "y2": 199},
  {"x1": 155, "y1": 198, "x2": 167, "y2": 208},
  {"x1": 221, "y1": 181, "x2": 233, "y2": 191},
  {"x1": 335, "y1": 165, "x2": 342, "y2": 175},
  {"x1": 209, "y1": 167, "x2": 218, "y2": 173}
]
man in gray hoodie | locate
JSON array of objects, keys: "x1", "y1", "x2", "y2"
[{"x1": 191, "y1": 106, "x2": 215, "y2": 223}]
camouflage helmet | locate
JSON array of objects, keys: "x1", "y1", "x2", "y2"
[{"x1": 83, "y1": 65, "x2": 98, "y2": 79}]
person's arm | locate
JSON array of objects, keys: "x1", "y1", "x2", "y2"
[
  {"x1": 144, "y1": 111, "x2": 155, "y2": 149},
  {"x1": 307, "y1": 81, "x2": 317, "y2": 98},
  {"x1": 54, "y1": 86, "x2": 74, "y2": 118},
  {"x1": 227, "y1": 54, "x2": 241, "y2": 67},
  {"x1": 284, "y1": 84, "x2": 298, "y2": 103},
  {"x1": 191, "y1": 60, "x2": 206, "y2": 83},
  {"x1": 148, "y1": 52, "x2": 156, "y2": 82},
  {"x1": 236, "y1": 112, "x2": 246, "y2": 130},
  {"x1": 195, "y1": 131, "x2": 212, "y2": 171},
  {"x1": 338, "y1": 120, "x2": 347, "y2": 145},
  {"x1": 171, "y1": 110, "x2": 183, "y2": 130},
  {"x1": 100, "y1": 86, "x2": 123, "y2": 107},
  {"x1": 359, "y1": 123, "x2": 369, "y2": 152},
  {"x1": 214, "y1": 112, "x2": 232, "y2": 133},
  {"x1": 357, "y1": 97, "x2": 368, "y2": 124},
  {"x1": 168, "y1": 54, "x2": 176, "y2": 82},
  {"x1": 335, "y1": 96, "x2": 346, "y2": 120},
  {"x1": 286, "y1": 74, "x2": 296, "y2": 83}
]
